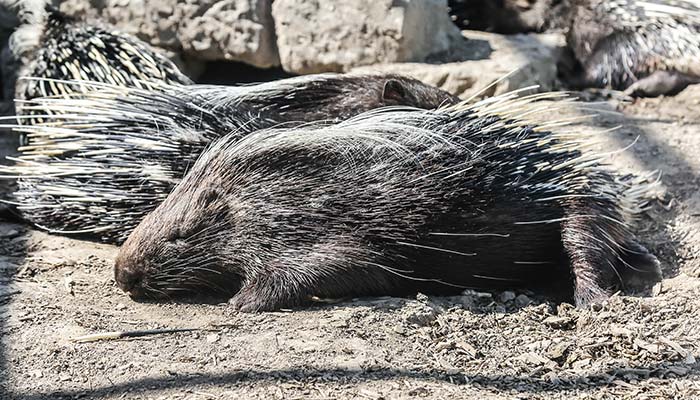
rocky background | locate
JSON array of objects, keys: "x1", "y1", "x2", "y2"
[{"x1": 49, "y1": 0, "x2": 561, "y2": 95}]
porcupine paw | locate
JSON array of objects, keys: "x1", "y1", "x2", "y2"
[
  {"x1": 624, "y1": 71, "x2": 697, "y2": 98},
  {"x1": 616, "y1": 240, "x2": 662, "y2": 293},
  {"x1": 571, "y1": 241, "x2": 661, "y2": 308},
  {"x1": 228, "y1": 281, "x2": 306, "y2": 312},
  {"x1": 228, "y1": 292, "x2": 272, "y2": 313}
]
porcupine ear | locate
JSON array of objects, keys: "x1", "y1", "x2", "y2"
[{"x1": 381, "y1": 79, "x2": 409, "y2": 104}]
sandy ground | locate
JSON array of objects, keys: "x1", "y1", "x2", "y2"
[{"x1": 1, "y1": 86, "x2": 699, "y2": 400}]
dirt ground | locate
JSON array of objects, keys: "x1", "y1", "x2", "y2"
[{"x1": 1, "y1": 86, "x2": 699, "y2": 400}]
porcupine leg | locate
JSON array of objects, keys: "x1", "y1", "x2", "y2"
[
  {"x1": 561, "y1": 202, "x2": 661, "y2": 307},
  {"x1": 229, "y1": 239, "x2": 400, "y2": 312},
  {"x1": 624, "y1": 70, "x2": 700, "y2": 98},
  {"x1": 228, "y1": 272, "x2": 305, "y2": 312},
  {"x1": 229, "y1": 265, "x2": 389, "y2": 313}
]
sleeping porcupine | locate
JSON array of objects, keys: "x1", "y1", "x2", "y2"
[
  {"x1": 557, "y1": 0, "x2": 700, "y2": 97},
  {"x1": 1, "y1": 74, "x2": 458, "y2": 243},
  {"x1": 114, "y1": 93, "x2": 661, "y2": 311}
]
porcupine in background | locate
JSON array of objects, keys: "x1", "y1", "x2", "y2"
[
  {"x1": 7, "y1": 4, "x2": 192, "y2": 105},
  {"x1": 557, "y1": 0, "x2": 700, "y2": 97},
  {"x1": 447, "y1": 0, "x2": 549, "y2": 33},
  {"x1": 0, "y1": 2, "x2": 193, "y2": 219},
  {"x1": 448, "y1": 0, "x2": 700, "y2": 97}
]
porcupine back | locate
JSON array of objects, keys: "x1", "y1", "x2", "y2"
[
  {"x1": 0, "y1": 74, "x2": 458, "y2": 242},
  {"x1": 113, "y1": 91, "x2": 662, "y2": 310}
]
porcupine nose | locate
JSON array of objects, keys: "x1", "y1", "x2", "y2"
[{"x1": 114, "y1": 264, "x2": 146, "y2": 298}]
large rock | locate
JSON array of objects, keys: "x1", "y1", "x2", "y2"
[
  {"x1": 352, "y1": 31, "x2": 566, "y2": 99},
  {"x1": 59, "y1": 0, "x2": 279, "y2": 69},
  {"x1": 272, "y1": 0, "x2": 463, "y2": 74}
]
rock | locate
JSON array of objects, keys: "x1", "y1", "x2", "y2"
[
  {"x1": 404, "y1": 302, "x2": 439, "y2": 326},
  {"x1": 499, "y1": 291, "x2": 516, "y2": 303},
  {"x1": 0, "y1": 228, "x2": 19, "y2": 238},
  {"x1": 610, "y1": 325, "x2": 633, "y2": 338},
  {"x1": 515, "y1": 351, "x2": 556, "y2": 369},
  {"x1": 546, "y1": 341, "x2": 571, "y2": 360},
  {"x1": 515, "y1": 294, "x2": 531, "y2": 308},
  {"x1": 272, "y1": 0, "x2": 462, "y2": 74},
  {"x1": 542, "y1": 316, "x2": 574, "y2": 329},
  {"x1": 352, "y1": 31, "x2": 565, "y2": 99},
  {"x1": 206, "y1": 333, "x2": 220, "y2": 343},
  {"x1": 59, "y1": 0, "x2": 279, "y2": 69}
]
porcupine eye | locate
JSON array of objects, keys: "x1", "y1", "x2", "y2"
[
  {"x1": 165, "y1": 229, "x2": 185, "y2": 243},
  {"x1": 201, "y1": 188, "x2": 220, "y2": 207}
]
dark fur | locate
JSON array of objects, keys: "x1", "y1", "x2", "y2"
[
  {"x1": 8, "y1": 74, "x2": 458, "y2": 243},
  {"x1": 448, "y1": 0, "x2": 551, "y2": 33},
  {"x1": 114, "y1": 101, "x2": 661, "y2": 312}
]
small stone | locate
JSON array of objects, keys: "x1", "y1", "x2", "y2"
[
  {"x1": 30, "y1": 369, "x2": 43, "y2": 378},
  {"x1": 652, "y1": 282, "x2": 663, "y2": 296},
  {"x1": 572, "y1": 358, "x2": 591, "y2": 369},
  {"x1": 515, "y1": 294, "x2": 531, "y2": 307},
  {"x1": 115, "y1": 303, "x2": 127, "y2": 311},
  {"x1": 405, "y1": 305, "x2": 438, "y2": 327},
  {"x1": 206, "y1": 334, "x2": 220, "y2": 343},
  {"x1": 611, "y1": 326, "x2": 632, "y2": 338},
  {"x1": 516, "y1": 352, "x2": 555, "y2": 368},
  {"x1": 63, "y1": 276, "x2": 75, "y2": 295},
  {"x1": 0, "y1": 229, "x2": 19, "y2": 238},
  {"x1": 543, "y1": 316, "x2": 573, "y2": 329},
  {"x1": 455, "y1": 341, "x2": 479, "y2": 358},
  {"x1": 59, "y1": 372, "x2": 71, "y2": 382},
  {"x1": 499, "y1": 291, "x2": 516, "y2": 303},
  {"x1": 475, "y1": 291, "x2": 492, "y2": 300},
  {"x1": 547, "y1": 341, "x2": 571, "y2": 360},
  {"x1": 330, "y1": 319, "x2": 349, "y2": 328}
]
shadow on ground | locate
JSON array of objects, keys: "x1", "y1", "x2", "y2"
[{"x1": 12, "y1": 361, "x2": 699, "y2": 400}]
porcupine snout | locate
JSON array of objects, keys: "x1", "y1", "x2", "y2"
[{"x1": 114, "y1": 260, "x2": 147, "y2": 299}]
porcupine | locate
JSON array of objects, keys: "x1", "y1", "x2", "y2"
[
  {"x1": 0, "y1": 3, "x2": 192, "y2": 220},
  {"x1": 1, "y1": 74, "x2": 458, "y2": 243},
  {"x1": 553, "y1": 0, "x2": 700, "y2": 97},
  {"x1": 7, "y1": 4, "x2": 192, "y2": 107},
  {"x1": 113, "y1": 92, "x2": 662, "y2": 312},
  {"x1": 450, "y1": 0, "x2": 700, "y2": 96}
]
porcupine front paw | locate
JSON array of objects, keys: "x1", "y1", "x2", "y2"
[
  {"x1": 228, "y1": 277, "x2": 310, "y2": 312},
  {"x1": 228, "y1": 290, "x2": 276, "y2": 313}
]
